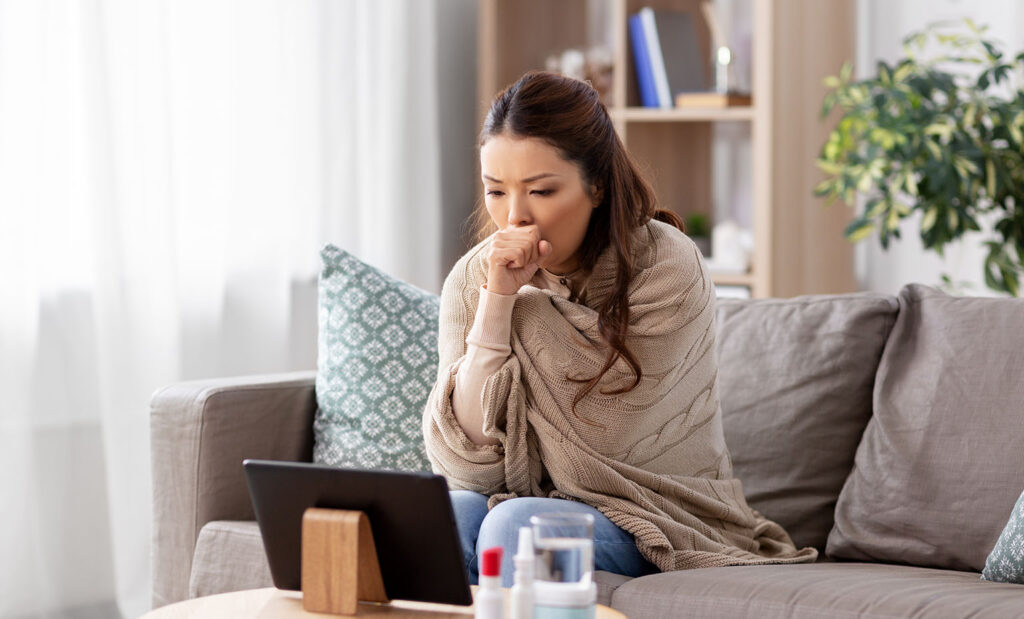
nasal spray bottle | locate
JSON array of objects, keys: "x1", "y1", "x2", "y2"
[
  {"x1": 510, "y1": 527, "x2": 534, "y2": 619},
  {"x1": 475, "y1": 546, "x2": 504, "y2": 619}
]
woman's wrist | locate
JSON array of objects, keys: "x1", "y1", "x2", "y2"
[
  {"x1": 469, "y1": 285, "x2": 516, "y2": 348},
  {"x1": 484, "y1": 268, "x2": 521, "y2": 295}
]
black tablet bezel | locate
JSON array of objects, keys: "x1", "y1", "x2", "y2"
[{"x1": 242, "y1": 459, "x2": 472, "y2": 606}]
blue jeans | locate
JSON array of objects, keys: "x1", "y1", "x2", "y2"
[{"x1": 450, "y1": 490, "x2": 659, "y2": 587}]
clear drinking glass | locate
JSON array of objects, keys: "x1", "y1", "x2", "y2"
[{"x1": 530, "y1": 512, "x2": 595, "y2": 584}]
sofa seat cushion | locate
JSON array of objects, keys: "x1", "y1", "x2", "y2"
[
  {"x1": 188, "y1": 521, "x2": 273, "y2": 598},
  {"x1": 610, "y1": 562, "x2": 1024, "y2": 619},
  {"x1": 187, "y1": 520, "x2": 630, "y2": 606}
]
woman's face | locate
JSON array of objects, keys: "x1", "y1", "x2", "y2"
[{"x1": 480, "y1": 133, "x2": 601, "y2": 274}]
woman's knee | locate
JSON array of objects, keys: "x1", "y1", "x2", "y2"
[
  {"x1": 477, "y1": 497, "x2": 537, "y2": 541},
  {"x1": 479, "y1": 497, "x2": 587, "y2": 540}
]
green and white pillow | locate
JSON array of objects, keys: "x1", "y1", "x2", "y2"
[
  {"x1": 313, "y1": 244, "x2": 439, "y2": 472},
  {"x1": 982, "y1": 489, "x2": 1024, "y2": 584}
]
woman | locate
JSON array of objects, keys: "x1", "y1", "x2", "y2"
[{"x1": 422, "y1": 71, "x2": 816, "y2": 586}]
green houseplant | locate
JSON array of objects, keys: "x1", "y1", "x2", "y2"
[
  {"x1": 684, "y1": 212, "x2": 712, "y2": 257},
  {"x1": 815, "y1": 19, "x2": 1024, "y2": 296}
]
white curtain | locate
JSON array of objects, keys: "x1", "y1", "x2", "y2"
[{"x1": 0, "y1": 0, "x2": 464, "y2": 616}]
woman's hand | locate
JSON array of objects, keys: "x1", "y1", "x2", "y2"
[{"x1": 485, "y1": 225, "x2": 552, "y2": 295}]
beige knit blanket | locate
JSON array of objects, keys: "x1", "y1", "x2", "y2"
[{"x1": 422, "y1": 219, "x2": 818, "y2": 571}]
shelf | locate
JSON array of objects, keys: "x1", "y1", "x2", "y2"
[
  {"x1": 611, "y1": 107, "x2": 756, "y2": 123},
  {"x1": 478, "y1": 0, "x2": 858, "y2": 298},
  {"x1": 710, "y1": 272, "x2": 755, "y2": 287}
]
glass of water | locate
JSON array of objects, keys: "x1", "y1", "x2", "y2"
[{"x1": 530, "y1": 512, "x2": 595, "y2": 584}]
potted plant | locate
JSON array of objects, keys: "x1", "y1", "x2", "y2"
[
  {"x1": 814, "y1": 19, "x2": 1024, "y2": 296},
  {"x1": 684, "y1": 212, "x2": 712, "y2": 257}
]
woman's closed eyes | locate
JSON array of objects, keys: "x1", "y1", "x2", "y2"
[{"x1": 486, "y1": 189, "x2": 555, "y2": 197}]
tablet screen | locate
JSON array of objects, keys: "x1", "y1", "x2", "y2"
[{"x1": 243, "y1": 459, "x2": 472, "y2": 606}]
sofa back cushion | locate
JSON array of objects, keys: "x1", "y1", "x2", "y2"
[
  {"x1": 827, "y1": 284, "x2": 1024, "y2": 571},
  {"x1": 715, "y1": 292, "x2": 898, "y2": 552},
  {"x1": 313, "y1": 244, "x2": 439, "y2": 471}
]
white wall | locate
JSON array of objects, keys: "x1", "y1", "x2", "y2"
[{"x1": 855, "y1": 0, "x2": 1024, "y2": 296}]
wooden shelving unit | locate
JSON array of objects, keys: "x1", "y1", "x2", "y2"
[{"x1": 477, "y1": 0, "x2": 858, "y2": 298}]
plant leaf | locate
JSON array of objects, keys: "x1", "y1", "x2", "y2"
[
  {"x1": 922, "y1": 207, "x2": 939, "y2": 232},
  {"x1": 905, "y1": 172, "x2": 919, "y2": 196},
  {"x1": 929, "y1": 122, "x2": 955, "y2": 137},
  {"x1": 865, "y1": 198, "x2": 886, "y2": 219},
  {"x1": 840, "y1": 62, "x2": 852, "y2": 83},
  {"x1": 845, "y1": 218, "x2": 875, "y2": 242},
  {"x1": 813, "y1": 178, "x2": 834, "y2": 197},
  {"x1": 963, "y1": 102, "x2": 977, "y2": 128},
  {"x1": 879, "y1": 62, "x2": 892, "y2": 85},
  {"x1": 816, "y1": 159, "x2": 843, "y2": 175},
  {"x1": 1006, "y1": 269, "x2": 1020, "y2": 297},
  {"x1": 1009, "y1": 112, "x2": 1024, "y2": 144},
  {"x1": 893, "y1": 62, "x2": 913, "y2": 83},
  {"x1": 954, "y1": 156, "x2": 980, "y2": 176}
]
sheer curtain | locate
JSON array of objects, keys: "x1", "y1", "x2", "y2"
[{"x1": 0, "y1": 0, "x2": 469, "y2": 616}]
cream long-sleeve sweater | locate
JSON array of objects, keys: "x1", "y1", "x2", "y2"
[
  {"x1": 451, "y1": 269, "x2": 573, "y2": 430},
  {"x1": 422, "y1": 219, "x2": 818, "y2": 571}
]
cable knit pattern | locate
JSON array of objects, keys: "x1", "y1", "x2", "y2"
[{"x1": 422, "y1": 219, "x2": 818, "y2": 571}]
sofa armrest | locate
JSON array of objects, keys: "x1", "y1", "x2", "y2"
[{"x1": 150, "y1": 370, "x2": 317, "y2": 608}]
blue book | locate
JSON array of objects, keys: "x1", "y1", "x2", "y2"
[{"x1": 628, "y1": 13, "x2": 659, "y2": 108}]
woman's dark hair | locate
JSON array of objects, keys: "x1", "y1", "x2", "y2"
[{"x1": 473, "y1": 70, "x2": 685, "y2": 419}]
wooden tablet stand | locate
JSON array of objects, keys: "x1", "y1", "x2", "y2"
[{"x1": 301, "y1": 507, "x2": 389, "y2": 615}]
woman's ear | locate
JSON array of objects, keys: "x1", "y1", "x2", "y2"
[{"x1": 591, "y1": 184, "x2": 604, "y2": 208}]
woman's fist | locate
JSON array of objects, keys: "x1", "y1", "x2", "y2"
[{"x1": 485, "y1": 225, "x2": 552, "y2": 295}]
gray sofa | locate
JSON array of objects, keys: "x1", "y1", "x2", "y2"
[{"x1": 151, "y1": 284, "x2": 1024, "y2": 617}]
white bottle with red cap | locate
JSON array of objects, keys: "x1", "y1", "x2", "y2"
[{"x1": 475, "y1": 546, "x2": 505, "y2": 619}]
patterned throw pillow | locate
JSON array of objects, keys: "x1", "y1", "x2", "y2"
[
  {"x1": 982, "y1": 489, "x2": 1024, "y2": 584},
  {"x1": 313, "y1": 244, "x2": 439, "y2": 472}
]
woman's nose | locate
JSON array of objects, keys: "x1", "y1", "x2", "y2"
[{"x1": 507, "y1": 194, "x2": 533, "y2": 227}]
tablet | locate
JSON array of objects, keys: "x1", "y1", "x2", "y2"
[{"x1": 243, "y1": 459, "x2": 472, "y2": 606}]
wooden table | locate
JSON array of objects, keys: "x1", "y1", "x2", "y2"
[{"x1": 142, "y1": 587, "x2": 628, "y2": 618}]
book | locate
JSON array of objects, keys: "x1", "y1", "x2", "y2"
[
  {"x1": 628, "y1": 13, "x2": 660, "y2": 108},
  {"x1": 674, "y1": 92, "x2": 753, "y2": 108},
  {"x1": 639, "y1": 7, "x2": 707, "y2": 108}
]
